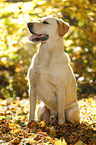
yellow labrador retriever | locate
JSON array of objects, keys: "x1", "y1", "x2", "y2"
[{"x1": 27, "y1": 16, "x2": 80, "y2": 124}]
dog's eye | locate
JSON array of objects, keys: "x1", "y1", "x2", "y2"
[{"x1": 43, "y1": 21, "x2": 49, "y2": 24}]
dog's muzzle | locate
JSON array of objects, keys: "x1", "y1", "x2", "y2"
[
  {"x1": 27, "y1": 22, "x2": 33, "y2": 34},
  {"x1": 27, "y1": 22, "x2": 49, "y2": 43}
]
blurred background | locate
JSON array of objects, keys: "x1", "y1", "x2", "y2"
[{"x1": 0, "y1": 0, "x2": 96, "y2": 100}]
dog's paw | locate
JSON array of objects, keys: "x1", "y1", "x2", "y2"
[
  {"x1": 50, "y1": 111, "x2": 58, "y2": 119},
  {"x1": 58, "y1": 117, "x2": 65, "y2": 125},
  {"x1": 28, "y1": 116, "x2": 34, "y2": 123},
  {"x1": 28, "y1": 119, "x2": 33, "y2": 125}
]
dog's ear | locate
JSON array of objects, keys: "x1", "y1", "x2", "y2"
[{"x1": 57, "y1": 19, "x2": 70, "y2": 37}]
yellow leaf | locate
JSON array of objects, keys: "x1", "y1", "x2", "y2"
[
  {"x1": 40, "y1": 121, "x2": 45, "y2": 127},
  {"x1": 55, "y1": 139, "x2": 67, "y2": 145},
  {"x1": 9, "y1": 123, "x2": 16, "y2": 129},
  {"x1": 14, "y1": 129, "x2": 21, "y2": 134},
  {"x1": 75, "y1": 140, "x2": 87, "y2": 145}
]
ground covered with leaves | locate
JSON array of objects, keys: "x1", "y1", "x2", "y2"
[{"x1": 0, "y1": 98, "x2": 96, "y2": 144}]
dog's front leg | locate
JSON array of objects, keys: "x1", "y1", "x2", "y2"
[
  {"x1": 57, "y1": 89, "x2": 65, "y2": 124},
  {"x1": 29, "y1": 84, "x2": 37, "y2": 122}
]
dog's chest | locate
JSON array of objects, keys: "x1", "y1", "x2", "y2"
[
  {"x1": 36, "y1": 59, "x2": 67, "y2": 88},
  {"x1": 35, "y1": 48, "x2": 69, "y2": 87}
]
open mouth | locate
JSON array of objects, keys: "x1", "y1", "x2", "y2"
[{"x1": 29, "y1": 32, "x2": 49, "y2": 43}]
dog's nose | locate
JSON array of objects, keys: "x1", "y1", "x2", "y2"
[{"x1": 27, "y1": 22, "x2": 33, "y2": 28}]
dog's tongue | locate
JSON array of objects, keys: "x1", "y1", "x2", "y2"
[
  {"x1": 29, "y1": 34, "x2": 49, "y2": 42},
  {"x1": 29, "y1": 34, "x2": 38, "y2": 41}
]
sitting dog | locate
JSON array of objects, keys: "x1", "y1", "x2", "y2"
[{"x1": 27, "y1": 16, "x2": 80, "y2": 124}]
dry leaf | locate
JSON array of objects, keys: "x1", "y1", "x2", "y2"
[
  {"x1": 75, "y1": 140, "x2": 87, "y2": 145},
  {"x1": 55, "y1": 139, "x2": 67, "y2": 145}
]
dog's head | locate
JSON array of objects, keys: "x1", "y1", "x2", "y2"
[{"x1": 27, "y1": 16, "x2": 69, "y2": 43}]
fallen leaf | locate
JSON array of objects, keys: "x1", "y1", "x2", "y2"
[
  {"x1": 55, "y1": 139, "x2": 67, "y2": 145},
  {"x1": 75, "y1": 140, "x2": 87, "y2": 145},
  {"x1": 40, "y1": 121, "x2": 46, "y2": 127}
]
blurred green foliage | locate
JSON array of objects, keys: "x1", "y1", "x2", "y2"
[{"x1": 0, "y1": 0, "x2": 96, "y2": 99}]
